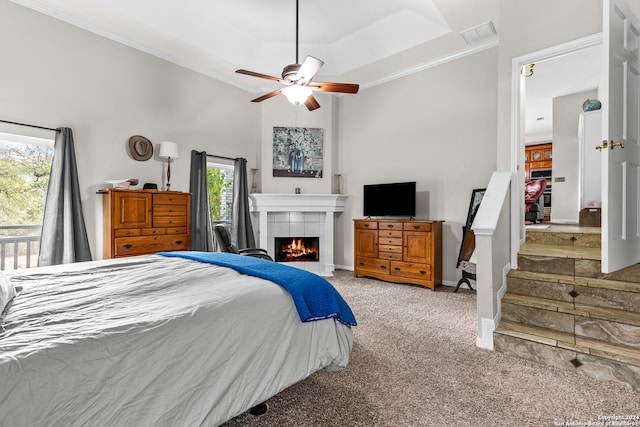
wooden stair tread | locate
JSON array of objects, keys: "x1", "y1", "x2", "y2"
[
  {"x1": 519, "y1": 243, "x2": 601, "y2": 260},
  {"x1": 502, "y1": 292, "x2": 574, "y2": 312},
  {"x1": 507, "y1": 269, "x2": 575, "y2": 284},
  {"x1": 496, "y1": 320, "x2": 574, "y2": 345}
]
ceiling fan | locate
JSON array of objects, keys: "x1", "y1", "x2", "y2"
[{"x1": 235, "y1": 0, "x2": 359, "y2": 111}]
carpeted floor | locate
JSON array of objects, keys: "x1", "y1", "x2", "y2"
[{"x1": 222, "y1": 270, "x2": 640, "y2": 427}]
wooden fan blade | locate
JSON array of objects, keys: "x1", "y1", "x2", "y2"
[
  {"x1": 309, "y1": 81, "x2": 359, "y2": 94},
  {"x1": 236, "y1": 69, "x2": 283, "y2": 83},
  {"x1": 304, "y1": 95, "x2": 321, "y2": 111},
  {"x1": 295, "y1": 56, "x2": 324, "y2": 84},
  {"x1": 251, "y1": 89, "x2": 282, "y2": 103}
]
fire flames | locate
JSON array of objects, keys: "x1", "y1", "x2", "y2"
[{"x1": 280, "y1": 238, "x2": 318, "y2": 261}]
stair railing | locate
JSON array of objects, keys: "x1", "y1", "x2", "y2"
[{"x1": 471, "y1": 171, "x2": 513, "y2": 350}]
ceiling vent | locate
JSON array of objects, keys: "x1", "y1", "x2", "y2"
[{"x1": 460, "y1": 21, "x2": 497, "y2": 45}]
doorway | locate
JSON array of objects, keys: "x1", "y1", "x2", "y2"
[{"x1": 510, "y1": 33, "x2": 603, "y2": 268}]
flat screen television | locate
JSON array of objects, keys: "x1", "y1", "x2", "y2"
[{"x1": 363, "y1": 181, "x2": 416, "y2": 217}]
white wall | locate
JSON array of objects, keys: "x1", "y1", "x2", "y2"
[
  {"x1": 496, "y1": 0, "x2": 603, "y2": 172},
  {"x1": 551, "y1": 89, "x2": 598, "y2": 223},
  {"x1": 258, "y1": 95, "x2": 337, "y2": 195},
  {"x1": 0, "y1": 1, "x2": 260, "y2": 259},
  {"x1": 337, "y1": 48, "x2": 499, "y2": 285}
]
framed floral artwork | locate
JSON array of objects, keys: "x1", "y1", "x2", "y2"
[{"x1": 272, "y1": 127, "x2": 323, "y2": 178}]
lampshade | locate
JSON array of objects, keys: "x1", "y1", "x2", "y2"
[
  {"x1": 158, "y1": 141, "x2": 179, "y2": 159},
  {"x1": 282, "y1": 85, "x2": 312, "y2": 105}
]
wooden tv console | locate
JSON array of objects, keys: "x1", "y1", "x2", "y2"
[{"x1": 354, "y1": 219, "x2": 443, "y2": 291}]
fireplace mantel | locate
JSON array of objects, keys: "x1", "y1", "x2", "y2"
[
  {"x1": 249, "y1": 194, "x2": 347, "y2": 276},
  {"x1": 249, "y1": 193, "x2": 347, "y2": 212}
]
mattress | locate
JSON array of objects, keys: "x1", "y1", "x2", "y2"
[{"x1": 0, "y1": 255, "x2": 353, "y2": 426}]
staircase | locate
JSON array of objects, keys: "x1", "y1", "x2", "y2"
[{"x1": 494, "y1": 225, "x2": 640, "y2": 390}]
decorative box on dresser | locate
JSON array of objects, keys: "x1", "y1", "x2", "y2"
[
  {"x1": 100, "y1": 189, "x2": 191, "y2": 258},
  {"x1": 354, "y1": 219, "x2": 443, "y2": 291}
]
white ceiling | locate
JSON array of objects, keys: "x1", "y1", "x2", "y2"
[
  {"x1": 11, "y1": 0, "x2": 498, "y2": 91},
  {"x1": 12, "y1": 0, "x2": 601, "y2": 134}
]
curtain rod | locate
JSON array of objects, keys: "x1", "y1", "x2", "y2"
[
  {"x1": 0, "y1": 119, "x2": 58, "y2": 132},
  {"x1": 206, "y1": 154, "x2": 239, "y2": 161}
]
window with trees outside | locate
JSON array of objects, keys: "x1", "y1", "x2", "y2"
[
  {"x1": 207, "y1": 161, "x2": 234, "y2": 226},
  {"x1": 0, "y1": 132, "x2": 54, "y2": 270}
]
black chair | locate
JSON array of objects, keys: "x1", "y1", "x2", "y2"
[{"x1": 213, "y1": 224, "x2": 273, "y2": 261}]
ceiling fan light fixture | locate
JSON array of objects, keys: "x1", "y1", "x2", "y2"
[{"x1": 282, "y1": 85, "x2": 312, "y2": 105}]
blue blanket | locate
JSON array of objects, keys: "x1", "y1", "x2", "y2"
[{"x1": 157, "y1": 252, "x2": 356, "y2": 326}]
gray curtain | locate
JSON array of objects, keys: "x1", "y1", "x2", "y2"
[
  {"x1": 231, "y1": 158, "x2": 256, "y2": 249},
  {"x1": 38, "y1": 127, "x2": 92, "y2": 266},
  {"x1": 189, "y1": 150, "x2": 215, "y2": 251}
]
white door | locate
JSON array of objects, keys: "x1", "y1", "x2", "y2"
[{"x1": 601, "y1": 0, "x2": 640, "y2": 273}]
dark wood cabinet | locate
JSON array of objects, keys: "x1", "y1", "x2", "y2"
[
  {"x1": 525, "y1": 143, "x2": 552, "y2": 181},
  {"x1": 354, "y1": 219, "x2": 443, "y2": 291},
  {"x1": 101, "y1": 189, "x2": 191, "y2": 258}
]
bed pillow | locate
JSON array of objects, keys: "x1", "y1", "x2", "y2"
[{"x1": 0, "y1": 271, "x2": 16, "y2": 313}]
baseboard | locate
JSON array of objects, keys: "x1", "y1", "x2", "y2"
[{"x1": 476, "y1": 318, "x2": 496, "y2": 350}]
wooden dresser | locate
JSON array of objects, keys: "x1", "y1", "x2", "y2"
[
  {"x1": 101, "y1": 189, "x2": 191, "y2": 258},
  {"x1": 354, "y1": 219, "x2": 443, "y2": 291}
]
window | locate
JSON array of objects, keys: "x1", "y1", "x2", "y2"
[
  {"x1": 0, "y1": 132, "x2": 54, "y2": 270},
  {"x1": 207, "y1": 161, "x2": 234, "y2": 225}
]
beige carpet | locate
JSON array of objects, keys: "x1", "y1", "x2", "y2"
[{"x1": 222, "y1": 270, "x2": 639, "y2": 427}]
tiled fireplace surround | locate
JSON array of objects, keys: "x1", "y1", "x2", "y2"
[{"x1": 249, "y1": 194, "x2": 347, "y2": 276}]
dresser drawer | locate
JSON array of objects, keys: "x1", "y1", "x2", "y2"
[
  {"x1": 378, "y1": 237, "x2": 402, "y2": 246},
  {"x1": 355, "y1": 221, "x2": 378, "y2": 230},
  {"x1": 379, "y1": 244, "x2": 402, "y2": 253},
  {"x1": 390, "y1": 261, "x2": 431, "y2": 281},
  {"x1": 154, "y1": 204, "x2": 187, "y2": 216},
  {"x1": 166, "y1": 227, "x2": 188, "y2": 235},
  {"x1": 355, "y1": 257, "x2": 389, "y2": 273},
  {"x1": 404, "y1": 222, "x2": 432, "y2": 232},
  {"x1": 379, "y1": 222, "x2": 403, "y2": 230},
  {"x1": 378, "y1": 230, "x2": 402, "y2": 239},
  {"x1": 153, "y1": 216, "x2": 188, "y2": 227},
  {"x1": 114, "y1": 234, "x2": 189, "y2": 257},
  {"x1": 154, "y1": 193, "x2": 188, "y2": 205},
  {"x1": 115, "y1": 229, "x2": 141, "y2": 237},
  {"x1": 141, "y1": 228, "x2": 166, "y2": 236},
  {"x1": 378, "y1": 251, "x2": 403, "y2": 261}
]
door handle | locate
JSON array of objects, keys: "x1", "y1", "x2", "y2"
[
  {"x1": 595, "y1": 140, "x2": 608, "y2": 151},
  {"x1": 609, "y1": 141, "x2": 624, "y2": 150}
]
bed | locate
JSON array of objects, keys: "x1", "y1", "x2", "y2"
[{"x1": 0, "y1": 252, "x2": 355, "y2": 426}]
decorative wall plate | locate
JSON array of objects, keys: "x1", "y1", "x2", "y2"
[{"x1": 128, "y1": 135, "x2": 153, "y2": 161}]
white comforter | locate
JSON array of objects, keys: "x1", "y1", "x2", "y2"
[{"x1": 0, "y1": 255, "x2": 352, "y2": 426}]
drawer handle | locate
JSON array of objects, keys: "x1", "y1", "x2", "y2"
[
  {"x1": 420, "y1": 270, "x2": 426, "y2": 275},
  {"x1": 413, "y1": 225, "x2": 420, "y2": 229},
  {"x1": 394, "y1": 267, "x2": 400, "y2": 271},
  {"x1": 364, "y1": 224, "x2": 369, "y2": 228},
  {"x1": 175, "y1": 240, "x2": 183, "y2": 245},
  {"x1": 123, "y1": 244, "x2": 133, "y2": 249},
  {"x1": 380, "y1": 265, "x2": 387, "y2": 270},
  {"x1": 387, "y1": 224, "x2": 393, "y2": 228},
  {"x1": 359, "y1": 262, "x2": 365, "y2": 266}
]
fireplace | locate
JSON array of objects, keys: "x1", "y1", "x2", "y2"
[
  {"x1": 275, "y1": 237, "x2": 319, "y2": 262},
  {"x1": 250, "y1": 193, "x2": 347, "y2": 276}
]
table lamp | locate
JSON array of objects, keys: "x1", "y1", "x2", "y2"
[{"x1": 159, "y1": 141, "x2": 179, "y2": 191}]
